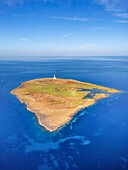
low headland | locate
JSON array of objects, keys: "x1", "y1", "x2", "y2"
[{"x1": 11, "y1": 78, "x2": 120, "y2": 132}]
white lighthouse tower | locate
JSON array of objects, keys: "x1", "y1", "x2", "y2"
[{"x1": 53, "y1": 74, "x2": 56, "y2": 80}]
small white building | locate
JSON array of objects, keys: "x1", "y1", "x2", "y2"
[{"x1": 53, "y1": 75, "x2": 56, "y2": 79}]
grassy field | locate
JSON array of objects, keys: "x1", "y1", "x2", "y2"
[{"x1": 16, "y1": 78, "x2": 119, "y2": 97}]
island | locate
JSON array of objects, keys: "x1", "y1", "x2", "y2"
[{"x1": 11, "y1": 78, "x2": 120, "y2": 132}]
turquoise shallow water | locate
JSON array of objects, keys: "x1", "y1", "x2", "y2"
[{"x1": 0, "y1": 58, "x2": 128, "y2": 170}]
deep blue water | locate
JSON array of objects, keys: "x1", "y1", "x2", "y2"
[{"x1": 0, "y1": 58, "x2": 128, "y2": 170}]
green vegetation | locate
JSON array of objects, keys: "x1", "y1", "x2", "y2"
[{"x1": 26, "y1": 84, "x2": 90, "y2": 97}]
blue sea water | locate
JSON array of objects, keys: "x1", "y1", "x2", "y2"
[{"x1": 0, "y1": 57, "x2": 128, "y2": 170}]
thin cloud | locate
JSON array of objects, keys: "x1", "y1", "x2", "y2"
[
  {"x1": 86, "y1": 26, "x2": 106, "y2": 30},
  {"x1": 97, "y1": 0, "x2": 128, "y2": 12},
  {"x1": 18, "y1": 37, "x2": 29, "y2": 42},
  {"x1": 61, "y1": 33, "x2": 71, "y2": 38},
  {"x1": 114, "y1": 13, "x2": 128, "y2": 19},
  {"x1": 50, "y1": 16, "x2": 90, "y2": 22},
  {"x1": 96, "y1": 0, "x2": 128, "y2": 20},
  {"x1": 0, "y1": 0, "x2": 72, "y2": 7},
  {"x1": 78, "y1": 43, "x2": 98, "y2": 50},
  {"x1": 0, "y1": 0, "x2": 24, "y2": 6},
  {"x1": 115, "y1": 20, "x2": 128, "y2": 24}
]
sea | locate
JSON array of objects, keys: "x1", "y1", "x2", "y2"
[{"x1": 0, "y1": 56, "x2": 128, "y2": 170}]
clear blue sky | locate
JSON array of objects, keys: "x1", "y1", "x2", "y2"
[{"x1": 0, "y1": 0, "x2": 128, "y2": 58}]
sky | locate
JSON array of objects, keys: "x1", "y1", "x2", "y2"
[{"x1": 0, "y1": 0, "x2": 128, "y2": 58}]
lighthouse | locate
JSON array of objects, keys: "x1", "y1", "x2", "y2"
[{"x1": 53, "y1": 75, "x2": 56, "y2": 80}]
